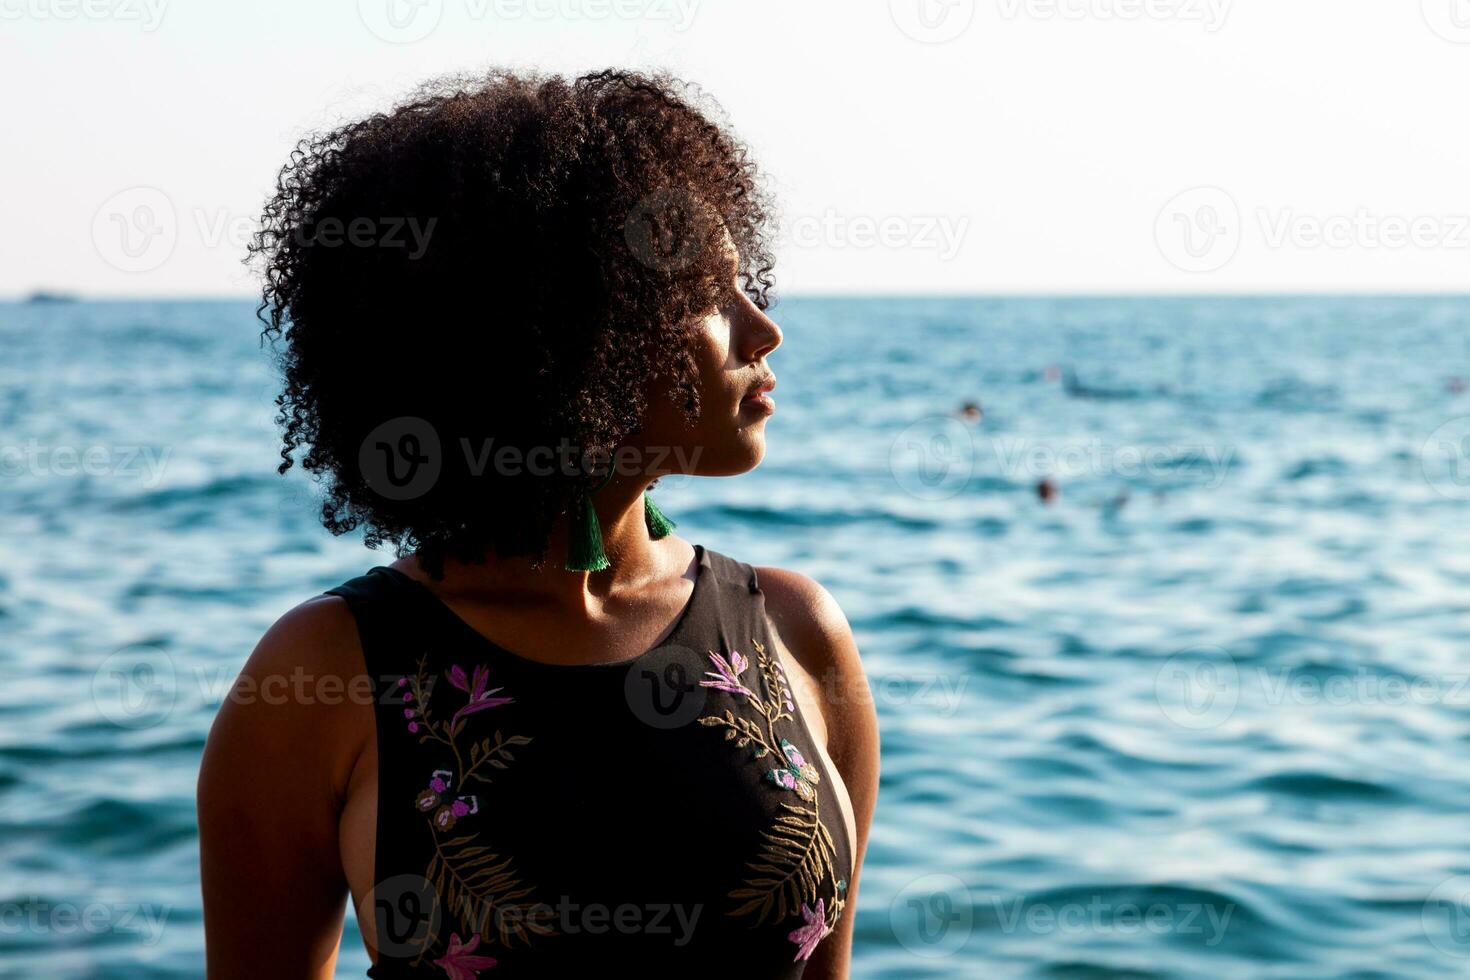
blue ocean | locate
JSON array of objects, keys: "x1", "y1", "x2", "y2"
[{"x1": 3, "y1": 296, "x2": 1470, "y2": 979}]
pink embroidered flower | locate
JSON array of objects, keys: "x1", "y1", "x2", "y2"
[
  {"x1": 788, "y1": 900, "x2": 832, "y2": 961},
  {"x1": 699, "y1": 650, "x2": 756, "y2": 699},
  {"x1": 417, "y1": 769, "x2": 455, "y2": 812},
  {"x1": 433, "y1": 932, "x2": 498, "y2": 978},
  {"x1": 447, "y1": 664, "x2": 514, "y2": 728}
]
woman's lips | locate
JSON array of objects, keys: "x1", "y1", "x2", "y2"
[
  {"x1": 741, "y1": 376, "x2": 776, "y2": 415},
  {"x1": 741, "y1": 391, "x2": 776, "y2": 415}
]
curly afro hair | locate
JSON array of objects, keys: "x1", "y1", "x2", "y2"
[{"x1": 249, "y1": 68, "x2": 775, "y2": 575}]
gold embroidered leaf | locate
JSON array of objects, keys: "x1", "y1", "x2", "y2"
[{"x1": 426, "y1": 833, "x2": 551, "y2": 948}]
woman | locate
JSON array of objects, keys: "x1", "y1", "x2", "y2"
[{"x1": 197, "y1": 69, "x2": 879, "y2": 979}]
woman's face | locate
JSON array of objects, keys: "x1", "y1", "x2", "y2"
[{"x1": 635, "y1": 263, "x2": 784, "y2": 479}]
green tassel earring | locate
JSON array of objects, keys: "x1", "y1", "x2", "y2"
[
  {"x1": 564, "y1": 474, "x2": 677, "y2": 572},
  {"x1": 644, "y1": 493, "x2": 676, "y2": 539},
  {"x1": 564, "y1": 468, "x2": 615, "y2": 573}
]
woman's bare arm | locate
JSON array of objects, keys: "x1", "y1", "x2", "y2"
[
  {"x1": 197, "y1": 597, "x2": 371, "y2": 979},
  {"x1": 759, "y1": 567, "x2": 882, "y2": 980}
]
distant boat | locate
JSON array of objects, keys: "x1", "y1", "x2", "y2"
[{"x1": 24, "y1": 290, "x2": 80, "y2": 304}]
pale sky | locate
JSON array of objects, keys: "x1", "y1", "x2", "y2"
[{"x1": 4, "y1": 0, "x2": 1470, "y2": 297}]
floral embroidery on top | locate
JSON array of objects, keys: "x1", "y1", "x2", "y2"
[
  {"x1": 697, "y1": 639, "x2": 848, "y2": 961},
  {"x1": 432, "y1": 932, "x2": 498, "y2": 978},
  {"x1": 787, "y1": 899, "x2": 833, "y2": 962},
  {"x1": 767, "y1": 738, "x2": 820, "y2": 802},
  {"x1": 398, "y1": 655, "x2": 550, "y2": 972}
]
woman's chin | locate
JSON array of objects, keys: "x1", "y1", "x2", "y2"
[{"x1": 687, "y1": 435, "x2": 767, "y2": 477}]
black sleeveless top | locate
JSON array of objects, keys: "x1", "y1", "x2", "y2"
[{"x1": 326, "y1": 545, "x2": 854, "y2": 978}]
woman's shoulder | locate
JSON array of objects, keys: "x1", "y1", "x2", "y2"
[
  {"x1": 751, "y1": 562, "x2": 870, "y2": 721},
  {"x1": 748, "y1": 563, "x2": 866, "y2": 687},
  {"x1": 200, "y1": 591, "x2": 375, "y2": 800},
  {"x1": 246, "y1": 592, "x2": 367, "y2": 683}
]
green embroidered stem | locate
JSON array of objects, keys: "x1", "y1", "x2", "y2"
[{"x1": 644, "y1": 493, "x2": 676, "y2": 539}]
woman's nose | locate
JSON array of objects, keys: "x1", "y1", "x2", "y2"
[{"x1": 737, "y1": 300, "x2": 782, "y2": 363}]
